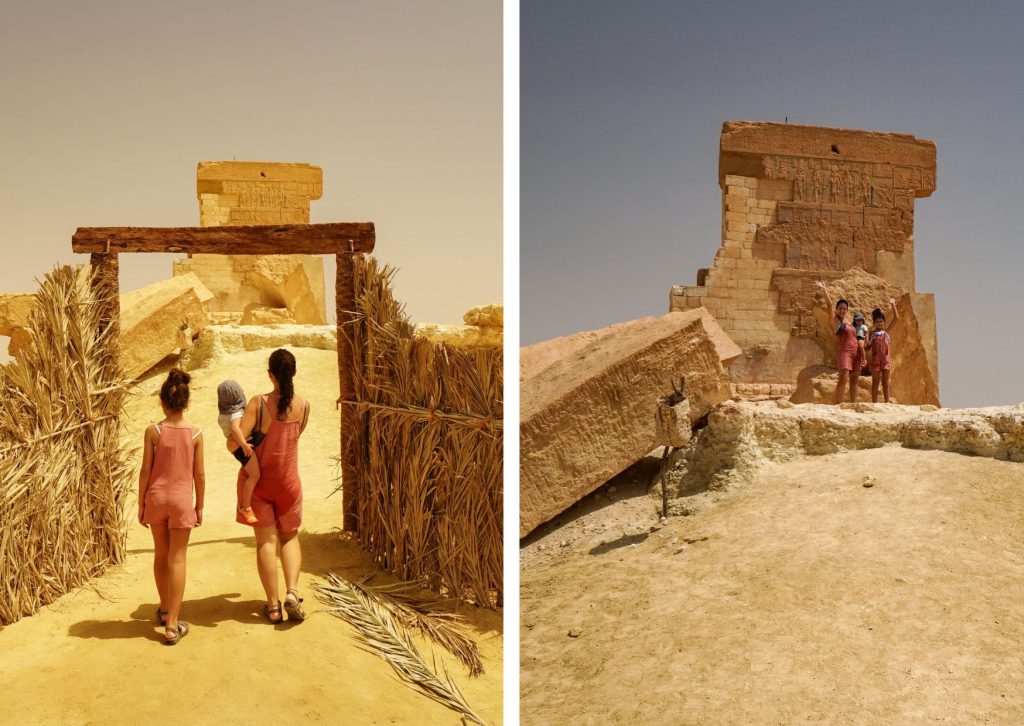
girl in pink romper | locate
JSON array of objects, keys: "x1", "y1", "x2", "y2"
[
  {"x1": 138, "y1": 368, "x2": 205, "y2": 645},
  {"x1": 869, "y1": 300, "x2": 899, "y2": 402}
]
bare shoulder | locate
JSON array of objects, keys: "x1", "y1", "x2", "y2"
[{"x1": 144, "y1": 424, "x2": 158, "y2": 442}]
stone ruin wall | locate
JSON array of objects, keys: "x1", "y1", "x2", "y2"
[
  {"x1": 670, "y1": 121, "x2": 940, "y2": 402},
  {"x1": 173, "y1": 161, "x2": 328, "y2": 321}
]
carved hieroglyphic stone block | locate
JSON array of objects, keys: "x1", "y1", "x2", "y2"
[
  {"x1": 669, "y1": 121, "x2": 940, "y2": 404},
  {"x1": 173, "y1": 161, "x2": 327, "y2": 320}
]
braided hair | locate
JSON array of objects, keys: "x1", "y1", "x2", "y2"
[
  {"x1": 268, "y1": 349, "x2": 296, "y2": 420},
  {"x1": 159, "y1": 368, "x2": 191, "y2": 412}
]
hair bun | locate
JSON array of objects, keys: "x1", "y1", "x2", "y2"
[{"x1": 167, "y1": 368, "x2": 190, "y2": 385}]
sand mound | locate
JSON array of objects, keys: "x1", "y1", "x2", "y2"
[
  {"x1": 0, "y1": 345, "x2": 501, "y2": 724},
  {"x1": 521, "y1": 446, "x2": 1024, "y2": 724}
]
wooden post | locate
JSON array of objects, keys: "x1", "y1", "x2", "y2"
[
  {"x1": 89, "y1": 252, "x2": 120, "y2": 344},
  {"x1": 336, "y1": 252, "x2": 359, "y2": 532}
]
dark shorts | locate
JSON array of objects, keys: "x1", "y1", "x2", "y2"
[{"x1": 230, "y1": 430, "x2": 265, "y2": 467}]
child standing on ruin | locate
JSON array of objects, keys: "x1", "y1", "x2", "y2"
[
  {"x1": 816, "y1": 280, "x2": 863, "y2": 404},
  {"x1": 868, "y1": 299, "x2": 899, "y2": 402},
  {"x1": 853, "y1": 311, "x2": 870, "y2": 376},
  {"x1": 217, "y1": 380, "x2": 260, "y2": 525},
  {"x1": 138, "y1": 368, "x2": 205, "y2": 645}
]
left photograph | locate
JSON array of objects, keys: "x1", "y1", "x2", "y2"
[{"x1": 0, "y1": 3, "x2": 502, "y2": 724}]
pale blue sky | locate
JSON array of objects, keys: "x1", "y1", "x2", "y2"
[{"x1": 522, "y1": 0, "x2": 1024, "y2": 407}]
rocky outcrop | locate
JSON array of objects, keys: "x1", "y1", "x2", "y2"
[
  {"x1": 0, "y1": 293, "x2": 37, "y2": 357},
  {"x1": 413, "y1": 304, "x2": 503, "y2": 350},
  {"x1": 520, "y1": 309, "x2": 741, "y2": 537},
  {"x1": 463, "y1": 304, "x2": 503, "y2": 328},
  {"x1": 663, "y1": 400, "x2": 1024, "y2": 498}
]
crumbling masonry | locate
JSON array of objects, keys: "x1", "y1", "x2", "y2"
[{"x1": 670, "y1": 122, "x2": 940, "y2": 403}]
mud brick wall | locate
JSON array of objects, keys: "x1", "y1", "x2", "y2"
[
  {"x1": 670, "y1": 122, "x2": 939, "y2": 397},
  {"x1": 173, "y1": 161, "x2": 327, "y2": 317}
]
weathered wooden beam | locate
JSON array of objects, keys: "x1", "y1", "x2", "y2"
[
  {"x1": 336, "y1": 252, "x2": 360, "y2": 532},
  {"x1": 72, "y1": 222, "x2": 375, "y2": 255}
]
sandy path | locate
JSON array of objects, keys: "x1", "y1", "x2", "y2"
[
  {"x1": 521, "y1": 447, "x2": 1024, "y2": 724},
  {"x1": 1, "y1": 347, "x2": 502, "y2": 725}
]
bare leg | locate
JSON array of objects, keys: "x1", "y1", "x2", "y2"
[
  {"x1": 280, "y1": 530, "x2": 302, "y2": 594},
  {"x1": 871, "y1": 371, "x2": 880, "y2": 403},
  {"x1": 834, "y1": 370, "x2": 849, "y2": 405},
  {"x1": 882, "y1": 369, "x2": 891, "y2": 403},
  {"x1": 150, "y1": 523, "x2": 170, "y2": 612},
  {"x1": 849, "y1": 370, "x2": 860, "y2": 402},
  {"x1": 164, "y1": 527, "x2": 191, "y2": 637},
  {"x1": 240, "y1": 457, "x2": 260, "y2": 510},
  {"x1": 254, "y1": 526, "x2": 281, "y2": 619}
]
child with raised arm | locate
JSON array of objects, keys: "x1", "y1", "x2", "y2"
[
  {"x1": 868, "y1": 298, "x2": 899, "y2": 402},
  {"x1": 816, "y1": 280, "x2": 861, "y2": 404},
  {"x1": 217, "y1": 380, "x2": 260, "y2": 525},
  {"x1": 138, "y1": 368, "x2": 204, "y2": 645}
]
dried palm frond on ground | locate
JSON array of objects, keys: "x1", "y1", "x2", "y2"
[
  {"x1": 313, "y1": 573, "x2": 486, "y2": 725},
  {"x1": 343, "y1": 256, "x2": 503, "y2": 606},
  {"x1": 353, "y1": 575, "x2": 484, "y2": 677},
  {"x1": 0, "y1": 265, "x2": 131, "y2": 627}
]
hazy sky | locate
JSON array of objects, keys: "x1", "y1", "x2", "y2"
[
  {"x1": 522, "y1": 0, "x2": 1024, "y2": 408},
  {"x1": 0, "y1": 1, "x2": 501, "y2": 330}
]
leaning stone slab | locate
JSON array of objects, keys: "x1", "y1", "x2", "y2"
[
  {"x1": 120, "y1": 277, "x2": 213, "y2": 379},
  {"x1": 520, "y1": 309, "x2": 741, "y2": 537}
]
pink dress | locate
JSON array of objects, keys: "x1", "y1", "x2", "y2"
[
  {"x1": 870, "y1": 330, "x2": 891, "y2": 371},
  {"x1": 142, "y1": 424, "x2": 199, "y2": 529},
  {"x1": 236, "y1": 395, "x2": 306, "y2": 532},
  {"x1": 835, "y1": 321, "x2": 863, "y2": 372}
]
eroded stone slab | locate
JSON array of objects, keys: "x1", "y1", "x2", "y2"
[{"x1": 520, "y1": 309, "x2": 741, "y2": 537}]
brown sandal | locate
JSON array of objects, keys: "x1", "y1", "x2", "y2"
[
  {"x1": 155, "y1": 608, "x2": 168, "y2": 625},
  {"x1": 284, "y1": 589, "x2": 306, "y2": 622},
  {"x1": 163, "y1": 621, "x2": 190, "y2": 645},
  {"x1": 263, "y1": 601, "x2": 283, "y2": 624}
]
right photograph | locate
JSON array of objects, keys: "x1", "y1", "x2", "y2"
[{"x1": 520, "y1": 2, "x2": 1024, "y2": 724}]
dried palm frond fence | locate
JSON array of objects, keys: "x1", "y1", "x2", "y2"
[
  {"x1": 0, "y1": 265, "x2": 132, "y2": 627},
  {"x1": 342, "y1": 255, "x2": 503, "y2": 607}
]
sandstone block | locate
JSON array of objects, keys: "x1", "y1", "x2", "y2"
[
  {"x1": 248, "y1": 256, "x2": 326, "y2": 325},
  {"x1": 241, "y1": 304, "x2": 295, "y2": 326},
  {"x1": 121, "y1": 286, "x2": 210, "y2": 380},
  {"x1": 520, "y1": 310, "x2": 741, "y2": 537}
]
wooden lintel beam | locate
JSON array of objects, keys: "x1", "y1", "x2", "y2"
[{"x1": 72, "y1": 222, "x2": 375, "y2": 255}]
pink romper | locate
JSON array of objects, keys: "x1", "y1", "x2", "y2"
[
  {"x1": 870, "y1": 330, "x2": 891, "y2": 371},
  {"x1": 142, "y1": 424, "x2": 199, "y2": 529},
  {"x1": 835, "y1": 321, "x2": 863, "y2": 372},
  {"x1": 236, "y1": 396, "x2": 306, "y2": 532}
]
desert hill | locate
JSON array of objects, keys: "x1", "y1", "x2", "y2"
[{"x1": 521, "y1": 444, "x2": 1023, "y2": 724}]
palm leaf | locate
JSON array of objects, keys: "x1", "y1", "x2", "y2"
[{"x1": 313, "y1": 573, "x2": 486, "y2": 725}]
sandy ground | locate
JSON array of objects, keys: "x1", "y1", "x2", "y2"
[
  {"x1": 521, "y1": 446, "x2": 1024, "y2": 724},
  {"x1": 0, "y1": 347, "x2": 502, "y2": 725}
]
